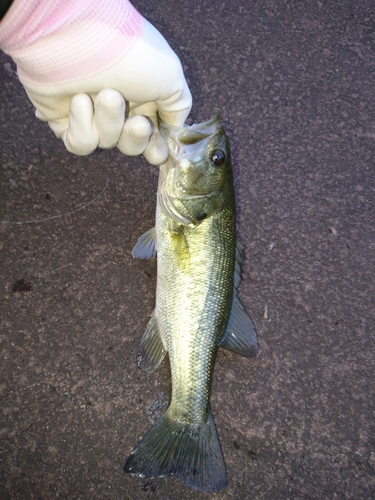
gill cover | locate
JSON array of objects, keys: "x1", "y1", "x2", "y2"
[{"x1": 158, "y1": 114, "x2": 231, "y2": 226}]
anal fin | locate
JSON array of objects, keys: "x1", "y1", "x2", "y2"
[
  {"x1": 219, "y1": 293, "x2": 257, "y2": 357},
  {"x1": 137, "y1": 312, "x2": 166, "y2": 373}
]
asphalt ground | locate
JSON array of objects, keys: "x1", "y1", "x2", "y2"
[{"x1": 1, "y1": 1, "x2": 374, "y2": 498}]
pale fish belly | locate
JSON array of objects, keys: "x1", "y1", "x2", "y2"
[{"x1": 155, "y1": 203, "x2": 236, "y2": 424}]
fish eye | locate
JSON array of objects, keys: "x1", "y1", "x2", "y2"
[{"x1": 210, "y1": 149, "x2": 226, "y2": 167}]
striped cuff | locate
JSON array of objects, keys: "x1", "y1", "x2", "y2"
[{"x1": 0, "y1": 0, "x2": 144, "y2": 85}]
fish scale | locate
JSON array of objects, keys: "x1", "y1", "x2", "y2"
[
  {"x1": 125, "y1": 114, "x2": 257, "y2": 491},
  {"x1": 158, "y1": 209, "x2": 234, "y2": 422}
]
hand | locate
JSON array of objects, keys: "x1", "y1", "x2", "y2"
[{"x1": 0, "y1": 0, "x2": 192, "y2": 164}]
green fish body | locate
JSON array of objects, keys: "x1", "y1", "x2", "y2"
[{"x1": 124, "y1": 114, "x2": 257, "y2": 492}]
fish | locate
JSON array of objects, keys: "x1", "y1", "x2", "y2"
[{"x1": 124, "y1": 113, "x2": 257, "y2": 492}]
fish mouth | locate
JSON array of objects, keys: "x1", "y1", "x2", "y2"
[{"x1": 159, "y1": 113, "x2": 222, "y2": 158}]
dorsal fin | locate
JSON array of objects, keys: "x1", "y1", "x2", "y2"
[
  {"x1": 219, "y1": 239, "x2": 257, "y2": 357},
  {"x1": 218, "y1": 293, "x2": 257, "y2": 357}
]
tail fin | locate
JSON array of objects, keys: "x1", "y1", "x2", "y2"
[{"x1": 124, "y1": 408, "x2": 227, "y2": 492}]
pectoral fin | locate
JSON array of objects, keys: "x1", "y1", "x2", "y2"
[
  {"x1": 132, "y1": 228, "x2": 156, "y2": 259},
  {"x1": 219, "y1": 293, "x2": 257, "y2": 357},
  {"x1": 137, "y1": 312, "x2": 167, "y2": 373}
]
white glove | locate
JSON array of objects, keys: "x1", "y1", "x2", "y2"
[{"x1": 0, "y1": 0, "x2": 192, "y2": 164}]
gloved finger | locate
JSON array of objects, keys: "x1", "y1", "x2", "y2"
[
  {"x1": 156, "y1": 82, "x2": 192, "y2": 128},
  {"x1": 117, "y1": 115, "x2": 153, "y2": 156},
  {"x1": 142, "y1": 130, "x2": 169, "y2": 166},
  {"x1": 125, "y1": 112, "x2": 169, "y2": 165},
  {"x1": 35, "y1": 108, "x2": 48, "y2": 122},
  {"x1": 35, "y1": 108, "x2": 69, "y2": 139},
  {"x1": 62, "y1": 94, "x2": 100, "y2": 155},
  {"x1": 47, "y1": 117, "x2": 69, "y2": 139},
  {"x1": 95, "y1": 89, "x2": 125, "y2": 148}
]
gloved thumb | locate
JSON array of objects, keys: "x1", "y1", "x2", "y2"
[{"x1": 156, "y1": 83, "x2": 192, "y2": 128}]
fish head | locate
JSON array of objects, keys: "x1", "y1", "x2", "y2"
[{"x1": 158, "y1": 114, "x2": 233, "y2": 226}]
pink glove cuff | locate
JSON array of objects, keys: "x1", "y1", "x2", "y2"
[{"x1": 0, "y1": 0, "x2": 144, "y2": 86}]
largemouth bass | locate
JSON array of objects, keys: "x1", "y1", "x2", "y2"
[{"x1": 124, "y1": 114, "x2": 257, "y2": 492}]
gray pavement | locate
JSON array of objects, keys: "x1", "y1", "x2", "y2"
[{"x1": 1, "y1": 0, "x2": 375, "y2": 498}]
